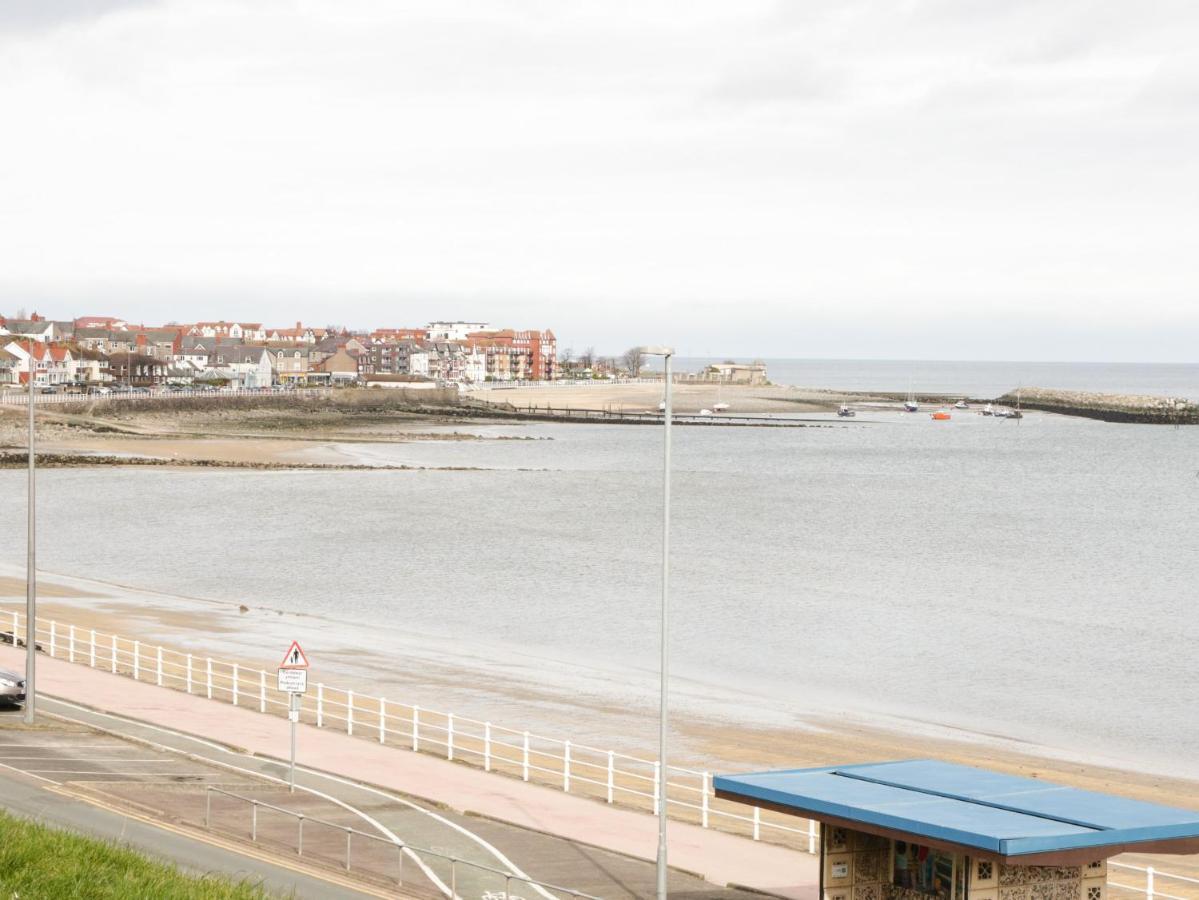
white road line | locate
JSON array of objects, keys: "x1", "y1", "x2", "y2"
[
  {"x1": 0, "y1": 758, "x2": 63, "y2": 785},
  {"x1": 0, "y1": 757, "x2": 184, "y2": 762},
  {"x1": 43, "y1": 700, "x2": 455, "y2": 898},
  {"x1": 22, "y1": 770, "x2": 222, "y2": 776}
]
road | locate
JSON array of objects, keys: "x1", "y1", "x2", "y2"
[
  {"x1": 0, "y1": 700, "x2": 767, "y2": 899},
  {"x1": 0, "y1": 705, "x2": 376, "y2": 898}
]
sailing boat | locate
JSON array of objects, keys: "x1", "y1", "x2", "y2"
[
  {"x1": 904, "y1": 382, "x2": 919, "y2": 412},
  {"x1": 712, "y1": 379, "x2": 729, "y2": 412},
  {"x1": 1009, "y1": 388, "x2": 1023, "y2": 420}
]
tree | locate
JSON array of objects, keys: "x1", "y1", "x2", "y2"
[
  {"x1": 560, "y1": 346, "x2": 574, "y2": 365},
  {"x1": 622, "y1": 347, "x2": 645, "y2": 376},
  {"x1": 579, "y1": 346, "x2": 595, "y2": 369}
]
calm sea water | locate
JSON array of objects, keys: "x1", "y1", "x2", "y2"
[
  {"x1": 648, "y1": 357, "x2": 1199, "y2": 400},
  {"x1": 2, "y1": 401, "x2": 1197, "y2": 777}
]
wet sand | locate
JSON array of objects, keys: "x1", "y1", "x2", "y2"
[{"x1": 470, "y1": 383, "x2": 838, "y2": 415}]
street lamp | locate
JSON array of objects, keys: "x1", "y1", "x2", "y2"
[
  {"x1": 640, "y1": 345, "x2": 674, "y2": 900},
  {"x1": 24, "y1": 367, "x2": 36, "y2": 724}
]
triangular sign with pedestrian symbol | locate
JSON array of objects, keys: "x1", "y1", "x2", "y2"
[{"x1": 279, "y1": 641, "x2": 309, "y2": 669}]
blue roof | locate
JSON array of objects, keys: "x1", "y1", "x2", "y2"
[{"x1": 713, "y1": 760, "x2": 1199, "y2": 858}]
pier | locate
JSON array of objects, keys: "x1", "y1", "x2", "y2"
[
  {"x1": 997, "y1": 387, "x2": 1197, "y2": 424},
  {"x1": 474, "y1": 403, "x2": 838, "y2": 427}
]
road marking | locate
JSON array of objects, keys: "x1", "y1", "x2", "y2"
[
  {"x1": 46, "y1": 784, "x2": 395, "y2": 900},
  {"x1": 0, "y1": 757, "x2": 185, "y2": 762},
  {"x1": 22, "y1": 770, "x2": 222, "y2": 776},
  {"x1": 42, "y1": 699, "x2": 454, "y2": 898},
  {"x1": 0, "y1": 758, "x2": 63, "y2": 785}
]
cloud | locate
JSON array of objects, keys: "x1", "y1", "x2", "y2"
[
  {"x1": 0, "y1": 0, "x2": 159, "y2": 32},
  {"x1": 0, "y1": 0, "x2": 1194, "y2": 360}
]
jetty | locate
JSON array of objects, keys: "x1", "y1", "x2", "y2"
[
  {"x1": 473, "y1": 403, "x2": 836, "y2": 427},
  {"x1": 997, "y1": 387, "x2": 1197, "y2": 424}
]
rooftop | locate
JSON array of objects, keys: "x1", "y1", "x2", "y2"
[{"x1": 713, "y1": 760, "x2": 1199, "y2": 863}]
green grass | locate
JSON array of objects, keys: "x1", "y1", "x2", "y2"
[{"x1": 0, "y1": 809, "x2": 274, "y2": 899}]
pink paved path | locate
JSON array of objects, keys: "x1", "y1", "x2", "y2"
[{"x1": 0, "y1": 645, "x2": 818, "y2": 898}]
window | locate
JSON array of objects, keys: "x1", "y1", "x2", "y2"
[{"x1": 894, "y1": 841, "x2": 954, "y2": 900}]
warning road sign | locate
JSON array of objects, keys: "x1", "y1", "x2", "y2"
[
  {"x1": 279, "y1": 641, "x2": 309, "y2": 669},
  {"x1": 277, "y1": 668, "x2": 308, "y2": 694}
]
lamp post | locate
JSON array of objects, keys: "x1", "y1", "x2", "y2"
[
  {"x1": 640, "y1": 345, "x2": 674, "y2": 900},
  {"x1": 24, "y1": 369, "x2": 36, "y2": 724}
]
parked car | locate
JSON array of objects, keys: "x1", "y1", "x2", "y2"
[
  {"x1": 39, "y1": 386, "x2": 57, "y2": 394},
  {"x1": 0, "y1": 667, "x2": 26, "y2": 707}
]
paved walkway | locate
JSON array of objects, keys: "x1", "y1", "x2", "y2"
[{"x1": 1, "y1": 645, "x2": 818, "y2": 898}]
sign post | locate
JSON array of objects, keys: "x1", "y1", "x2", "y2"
[{"x1": 278, "y1": 641, "x2": 309, "y2": 793}]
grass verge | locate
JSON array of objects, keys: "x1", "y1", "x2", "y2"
[{"x1": 0, "y1": 809, "x2": 273, "y2": 898}]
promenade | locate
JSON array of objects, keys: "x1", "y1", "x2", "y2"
[{"x1": 0, "y1": 643, "x2": 818, "y2": 898}]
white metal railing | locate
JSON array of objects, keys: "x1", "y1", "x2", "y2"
[
  {"x1": 4, "y1": 614, "x2": 1192, "y2": 896},
  {"x1": 1110, "y1": 863, "x2": 1199, "y2": 900},
  {"x1": 2, "y1": 611, "x2": 817, "y2": 852},
  {"x1": 204, "y1": 787, "x2": 600, "y2": 899}
]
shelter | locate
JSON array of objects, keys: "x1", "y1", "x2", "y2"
[{"x1": 715, "y1": 760, "x2": 1199, "y2": 900}]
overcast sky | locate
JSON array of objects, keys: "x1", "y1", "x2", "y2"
[{"x1": 1, "y1": 0, "x2": 1195, "y2": 360}]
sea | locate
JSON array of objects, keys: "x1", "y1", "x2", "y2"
[
  {"x1": 651, "y1": 357, "x2": 1199, "y2": 401},
  {"x1": 1, "y1": 358, "x2": 1198, "y2": 777}
]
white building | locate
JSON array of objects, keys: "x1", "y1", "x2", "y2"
[{"x1": 426, "y1": 321, "x2": 490, "y2": 342}]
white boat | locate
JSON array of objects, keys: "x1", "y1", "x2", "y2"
[
  {"x1": 699, "y1": 408, "x2": 713, "y2": 415},
  {"x1": 837, "y1": 405, "x2": 856, "y2": 418},
  {"x1": 712, "y1": 382, "x2": 729, "y2": 412},
  {"x1": 954, "y1": 400, "x2": 968, "y2": 409},
  {"x1": 982, "y1": 404, "x2": 994, "y2": 416}
]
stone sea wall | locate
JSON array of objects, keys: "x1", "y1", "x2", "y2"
[{"x1": 996, "y1": 388, "x2": 1197, "y2": 424}]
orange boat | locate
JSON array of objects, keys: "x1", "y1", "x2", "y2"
[{"x1": 931, "y1": 411, "x2": 951, "y2": 421}]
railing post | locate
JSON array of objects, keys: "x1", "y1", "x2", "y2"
[
  {"x1": 653, "y1": 761, "x2": 661, "y2": 815},
  {"x1": 10, "y1": 611, "x2": 16, "y2": 647},
  {"x1": 378, "y1": 697, "x2": 386, "y2": 744},
  {"x1": 1148, "y1": 866, "x2": 1156, "y2": 900},
  {"x1": 753, "y1": 805, "x2": 761, "y2": 841},
  {"x1": 205, "y1": 788, "x2": 211, "y2": 828},
  {"x1": 186, "y1": 654, "x2": 193, "y2": 693},
  {"x1": 450, "y1": 859, "x2": 456, "y2": 897},
  {"x1": 397, "y1": 842, "x2": 404, "y2": 882},
  {"x1": 206, "y1": 657, "x2": 213, "y2": 699},
  {"x1": 317, "y1": 683, "x2": 323, "y2": 727},
  {"x1": 232, "y1": 663, "x2": 239, "y2": 706},
  {"x1": 522, "y1": 731, "x2": 530, "y2": 781},
  {"x1": 50, "y1": 621, "x2": 57, "y2": 658},
  {"x1": 251, "y1": 800, "x2": 258, "y2": 841},
  {"x1": 344, "y1": 827, "x2": 352, "y2": 870},
  {"x1": 111, "y1": 634, "x2": 117, "y2": 673},
  {"x1": 260, "y1": 670, "x2": 266, "y2": 713},
  {"x1": 702, "y1": 772, "x2": 710, "y2": 828},
  {"x1": 132, "y1": 639, "x2": 139, "y2": 680},
  {"x1": 607, "y1": 751, "x2": 614, "y2": 803},
  {"x1": 89, "y1": 629, "x2": 96, "y2": 668},
  {"x1": 484, "y1": 722, "x2": 491, "y2": 772},
  {"x1": 156, "y1": 646, "x2": 163, "y2": 686},
  {"x1": 447, "y1": 713, "x2": 454, "y2": 760},
  {"x1": 809, "y1": 819, "x2": 817, "y2": 854},
  {"x1": 347, "y1": 690, "x2": 354, "y2": 735},
  {"x1": 297, "y1": 815, "x2": 304, "y2": 856},
  {"x1": 564, "y1": 740, "x2": 571, "y2": 792},
  {"x1": 413, "y1": 705, "x2": 420, "y2": 751},
  {"x1": 69, "y1": 624, "x2": 75, "y2": 662}
]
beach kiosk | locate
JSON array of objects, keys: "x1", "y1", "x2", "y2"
[{"x1": 715, "y1": 761, "x2": 1199, "y2": 900}]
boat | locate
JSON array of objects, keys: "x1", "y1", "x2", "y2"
[
  {"x1": 954, "y1": 400, "x2": 968, "y2": 409},
  {"x1": 699, "y1": 408, "x2": 713, "y2": 415},
  {"x1": 658, "y1": 400, "x2": 666, "y2": 412},
  {"x1": 837, "y1": 405, "x2": 856, "y2": 417},
  {"x1": 1009, "y1": 389, "x2": 1023, "y2": 420},
  {"x1": 903, "y1": 384, "x2": 918, "y2": 412},
  {"x1": 981, "y1": 404, "x2": 994, "y2": 416},
  {"x1": 931, "y1": 410, "x2": 951, "y2": 421},
  {"x1": 712, "y1": 382, "x2": 730, "y2": 413}
]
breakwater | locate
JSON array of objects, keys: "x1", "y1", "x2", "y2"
[{"x1": 997, "y1": 387, "x2": 1197, "y2": 424}]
